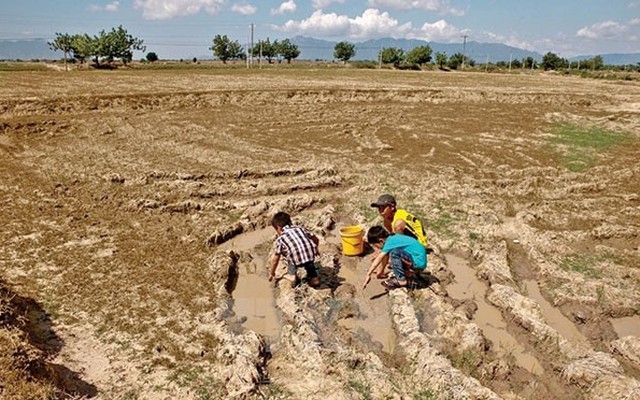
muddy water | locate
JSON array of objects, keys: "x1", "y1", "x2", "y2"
[
  {"x1": 233, "y1": 265, "x2": 281, "y2": 339},
  {"x1": 220, "y1": 228, "x2": 281, "y2": 339},
  {"x1": 327, "y1": 229, "x2": 397, "y2": 353},
  {"x1": 338, "y1": 259, "x2": 397, "y2": 353},
  {"x1": 445, "y1": 254, "x2": 544, "y2": 375},
  {"x1": 610, "y1": 316, "x2": 640, "y2": 338},
  {"x1": 218, "y1": 227, "x2": 275, "y2": 252},
  {"x1": 523, "y1": 280, "x2": 589, "y2": 345}
]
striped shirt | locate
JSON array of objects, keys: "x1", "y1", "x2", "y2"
[{"x1": 274, "y1": 225, "x2": 317, "y2": 267}]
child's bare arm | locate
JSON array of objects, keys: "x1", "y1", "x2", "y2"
[
  {"x1": 269, "y1": 254, "x2": 281, "y2": 281},
  {"x1": 363, "y1": 252, "x2": 386, "y2": 288},
  {"x1": 393, "y1": 219, "x2": 406, "y2": 234}
]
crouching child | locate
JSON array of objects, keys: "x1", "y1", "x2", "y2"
[
  {"x1": 269, "y1": 211, "x2": 320, "y2": 288},
  {"x1": 362, "y1": 225, "x2": 427, "y2": 290}
]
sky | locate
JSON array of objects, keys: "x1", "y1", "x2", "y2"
[{"x1": 1, "y1": 0, "x2": 639, "y2": 60}]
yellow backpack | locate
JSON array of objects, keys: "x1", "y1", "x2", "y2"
[{"x1": 393, "y1": 209, "x2": 428, "y2": 247}]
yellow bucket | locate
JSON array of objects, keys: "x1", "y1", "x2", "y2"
[{"x1": 339, "y1": 226, "x2": 364, "y2": 256}]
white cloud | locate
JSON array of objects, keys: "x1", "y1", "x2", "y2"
[
  {"x1": 105, "y1": 1, "x2": 120, "y2": 12},
  {"x1": 481, "y1": 31, "x2": 533, "y2": 51},
  {"x1": 630, "y1": 18, "x2": 640, "y2": 25},
  {"x1": 231, "y1": 3, "x2": 256, "y2": 15},
  {"x1": 278, "y1": 8, "x2": 411, "y2": 39},
  {"x1": 411, "y1": 19, "x2": 461, "y2": 42},
  {"x1": 628, "y1": 2, "x2": 638, "y2": 8},
  {"x1": 280, "y1": 9, "x2": 351, "y2": 36},
  {"x1": 576, "y1": 21, "x2": 628, "y2": 39},
  {"x1": 271, "y1": 0, "x2": 296, "y2": 15},
  {"x1": 133, "y1": 0, "x2": 226, "y2": 20},
  {"x1": 367, "y1": 0, "x2": 466, "y2": 16},
  {"x1": 88, "y1": 1, "x2": 120, "y2": 12},
  {"x1": 312, "y1": 0, "x2": 346, "y2": 9},
  {"x1": 351, "y1": 9, "x2": 412, "y2": 38}
]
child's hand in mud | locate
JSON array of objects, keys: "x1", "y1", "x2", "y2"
[{"x1": 362, "y1": 274, "x2": 371, "y2": 289}]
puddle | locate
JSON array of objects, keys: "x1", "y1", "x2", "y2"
[
  {"x1": 523, "y1": 280, "x2": 589, "y2": 346},
  {"x1": 220, "y1": 228, "x2": 281, "y2": 339},
  {"x1": 339, "y1": 261, "x2": 397, "y2": 353},
  {"x1": 218, "y1": 227, "x2": 274, "y2": 252},
  {"x1": 610, "y1": 316, "x2": 640, "y2": 338},
  {"x1": 330, "y1": 230, "x2": 397, "y2": 353},
  {"x1": 233, "y1": 262, "x2": 281, "y2": 339},
  {"x1": 445, "y1": 254, "x2": 544, "y2": 375}
]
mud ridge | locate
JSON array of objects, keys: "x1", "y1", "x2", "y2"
[
  {"x1": 475, "y1": 240, "x2": 640, "y2": 399},
  {"x1": 1, "y1": 89, "x2": 605, "y2": 117}
]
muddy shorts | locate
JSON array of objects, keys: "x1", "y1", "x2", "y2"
[{"x1": 288, "y1": 260, "x2": 318, "y2": 279}]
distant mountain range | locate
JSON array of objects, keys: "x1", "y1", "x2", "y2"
[
  {"x1": 2, "y1": 37, "x2": 639, "y2": 66},
  {"x1": 291, "y1": 36, "x2": 544, "y2": 64}
]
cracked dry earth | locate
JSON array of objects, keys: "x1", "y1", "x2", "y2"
[{"x1": 1, "y1": 67, "x2": 640, "y2": 399}]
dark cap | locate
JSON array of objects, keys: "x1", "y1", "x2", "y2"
[{"x1": 370, "y1": 194, "x2": 396, "y2": 208}]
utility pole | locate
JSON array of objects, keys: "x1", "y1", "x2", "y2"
[
  {"x1": 508, "y1": 52, "x2": 512, "y2": 72},
  {"x1": 250, "y1": 23, "x2": 254, "y2": 67},
  {"x1": 378, "y1": 47, "x2": 382, "y2": 69},
  {"x1": 461, "y1": 34, "x2": 468, "y2": 70}
]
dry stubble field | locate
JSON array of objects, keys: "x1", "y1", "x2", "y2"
[{"x1": 1, "y1": 66, "x2": 640, "y2": 400}]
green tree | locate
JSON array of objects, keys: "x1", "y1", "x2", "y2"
[
  {"x1": 70, "y1": 34, "x2": 93, "y2": 64},
  {"x1": 435, "y1": 52, "x2": 447, "y2": 69},
  {"x1": 447, "y1": 52, "x2": 465, "y2": 69},
  {"x1": 146, "y1": 52, "x2": 159, "y2": 62},
  {"x1": 102, "y1": 25, "x2": 147, "y2": 65},
  {"x1": 334, "y1": 41, "x2": 356, "y2": 63},
  {"x1": 228, "y1": 41, "x2": 245, "y2": 62},
  {"x1": 380, "y1": 47, "x2": 404, "y2": 68},
  {"x1": 91, "y1": 30, "x2": 110, "y2": 65},
  {"x1": 253, "y1": 39, "x2": 278, "y2": 64},
  {"x1": 48, "y1": 33, "x2": 73, "y2": 70},
  {"x1": 591, "y1": 55, "x2": 604, "y2": 70},
  {"x1": 277, "y1": 39, "x2": 300, "y2": 64},
  {"x1": 108, "y1": 25, "x2": 145, "y2": 64},
  {"x1": 523, "y1": 56, "x2": 536, "y2": 69},
  {"x1": 406, "y1": 45, "x2": 432, "y2": 67},
  {"x1": 90, "y1": 26, "x2": 144, "y2": 66},
  {"x1": 210, "y1": 34, "x2": 244, "y2": 64},
  {"x1": 541, "y1": 51, "x2": 568, "y2": 70}
]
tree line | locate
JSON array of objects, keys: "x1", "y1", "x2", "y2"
[
  {"x1": 211, "y1": 36, "x2": 470, "y2": 70},
  {"x1": 210, "y1": 35, "x2": 300, "y2": 64},
  {"x1": 48, "y1": 26, "x2": 145, "y2": 70},
  {"x1": 48, "y1": 27, "x2": 636, "y2": 73}
]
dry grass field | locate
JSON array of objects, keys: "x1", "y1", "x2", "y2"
[{"x1": 1, "y1": 65, "x2": 640, "y2": 399}]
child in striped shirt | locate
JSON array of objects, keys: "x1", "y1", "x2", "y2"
[{"x1": 269, "y1": 211, "x2": 320, "y2": 288}]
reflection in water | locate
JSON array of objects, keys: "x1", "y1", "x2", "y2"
[{"x1": 446, "y1": 254, "x2": 544, "y2": 375}]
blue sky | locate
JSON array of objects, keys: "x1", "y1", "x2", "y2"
[{"x1": 1, "y1": 0, "x2": 639, "y2": 59}]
